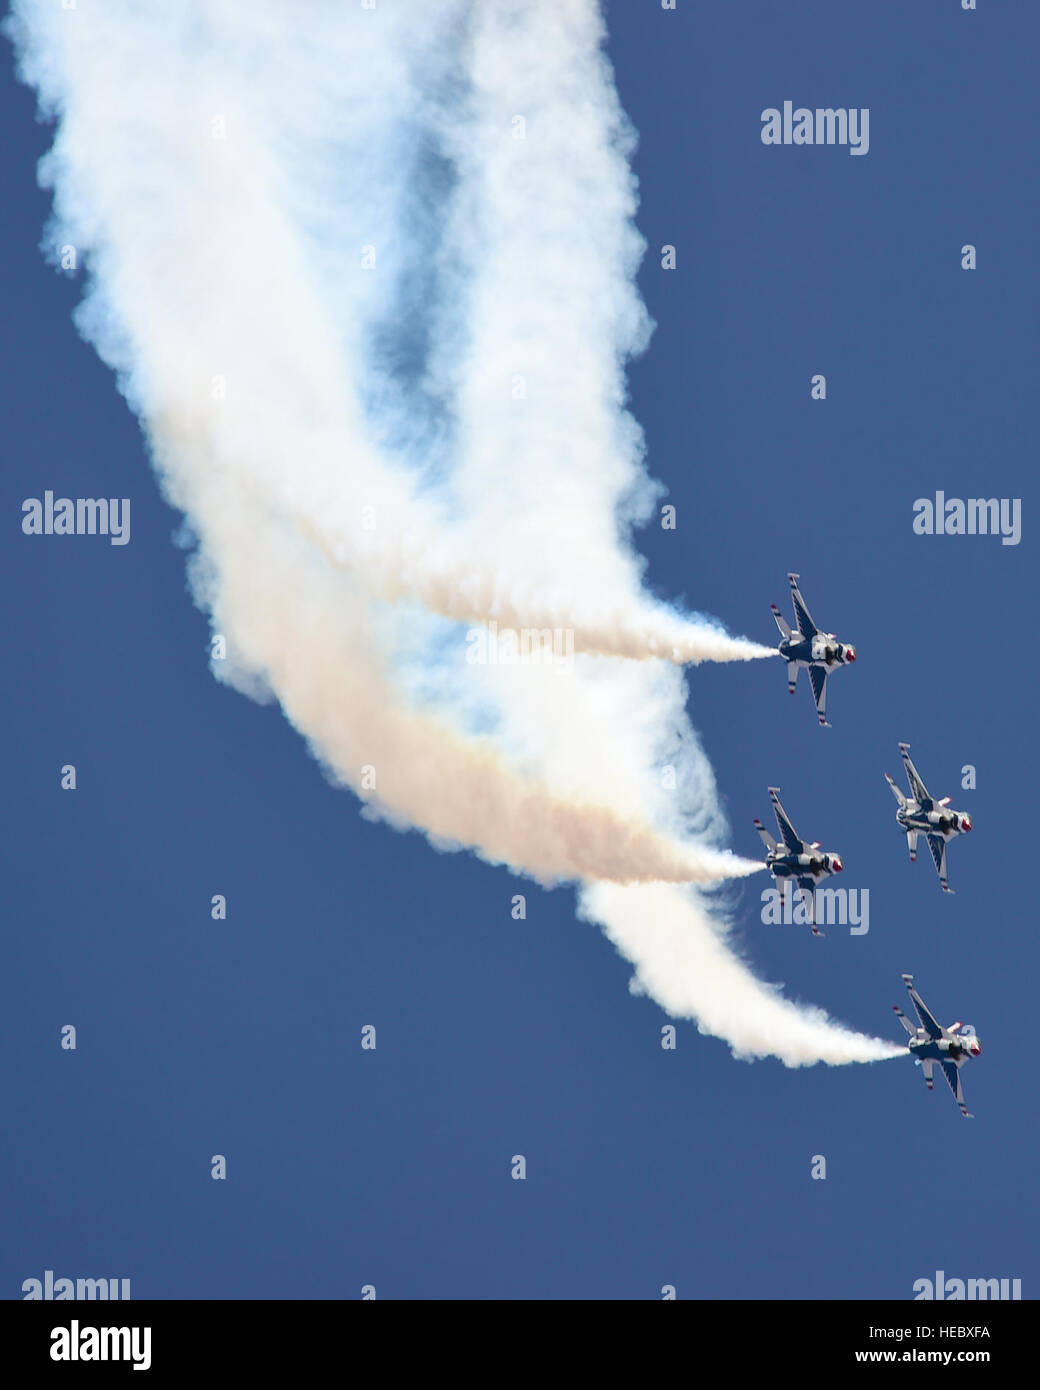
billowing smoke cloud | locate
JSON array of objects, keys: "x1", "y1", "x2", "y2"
[{"x1": 8, "y1": 0, "x2": 898, "y2": 1066}]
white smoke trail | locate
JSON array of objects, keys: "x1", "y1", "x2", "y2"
[
  {"x1": 8, "y1": 0, "x2": 895, "y2": 1066},
  {"x1": 397, "y1": 2, "x2": 898, "y2": 1066},
  {"x1": 583, "y1": 884, "x2": 904, "y2": 1064},
  {"x1": 6, "y1": 0, "x2": 757, "y2": 888},
  {"x1": 153, "y1": 415, "x2": 766, "y2": 890},
  {"x1": 317, "y1": 516, "x2": 777, "y2": 666},
  {"x1": 9, "y1": 0, "x2": 772, "y2": 680}
]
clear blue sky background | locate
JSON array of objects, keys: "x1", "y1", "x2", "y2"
[{"x1": 2, "y1": 1, "x2": 1036, "y2": 1299}]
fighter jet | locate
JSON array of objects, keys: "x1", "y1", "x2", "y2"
[
  {"x1": 893, "y1": 974, "x2": 981, "y2": 1118},
  {"x1": 770, "y1": 573, "x2": 856, "y2": 727},
  {"x1": 754, "y1": 786, "x2": 844, "y2": 936},
  {"x1": 884, "y1": 743, "x2": 972, "y2": 893}
]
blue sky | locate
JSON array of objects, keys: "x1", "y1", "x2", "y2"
[{"x1": 2, "y1": 0, "x2": 1036, "y2": 1300}]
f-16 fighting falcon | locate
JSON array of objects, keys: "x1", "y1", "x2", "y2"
[
  {"x1": 884, "y1": 742, "x2": 972, "y2": 894},
  {"x1": 893, "y1": 974, "x2": 981, "y2": 1118},
  {"x1": 770, "y1": 572, "x2": 856, "y2": 727},
  {"x1": 754, "y1": 786, "x2": 844, "y2": 936}
]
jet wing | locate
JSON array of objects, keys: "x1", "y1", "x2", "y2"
[
  {"x1": 940, "y1": 1060, "x2": 973, "y2": 1118},
  {"x1": 808, "y1": 666, "x2": 829, "y2": 727},
  {"x1": 926, "y1": 834, "x2": 952, "y2": 892},
  {"x1": 768, "y1": 788, "x2": 804, "y2": 853},
  {"x1": 787, "y1": 573, "x2": 819, "y2": 639},
  {"x1": 903, "y1": 976, "x2": 944, "y2": 1040},
  {"x1": 899, "y1": 743, "x2": 933, "y2": 808}
]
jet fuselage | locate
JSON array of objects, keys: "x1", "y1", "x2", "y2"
[
  {"x1": 896, "y1": 803, "x2": 972, "y2": 842},
  {"x1": 766, "y1": 849, "x2": 842, "y2": 882},
  {"x1": 777, "y1": 633, "x2": 854, "y2": 670},
  {"x1": 908, "y1": 1032, "x2": 982, "y2": 1064}
]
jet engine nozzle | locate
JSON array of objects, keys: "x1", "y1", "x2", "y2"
[
  {"x1": 843, "y1": 645, "x2": 857, "y2": 664},
  {"x1": 829, "y1": 855, "x2": 844, "y2": 873},
  {"x1": 961, "y1": 815, "x2": 973, "y2": 833},
  {"x1": 968, "y1": 1038, "x2": 982, "y2": 1057}
]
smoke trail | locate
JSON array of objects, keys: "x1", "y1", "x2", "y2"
[
  {"x1": 400, "y1": 1, "x2": 898, "y2": 1066},
  {"x1": 170, "y1": 438, "x2": 767, "y2": 888},
  {"x1": 583, "y1": 884, "x2": 904, "y2": 1065},
  {"x1": 8, "y1": 0, "x2": 771, "y2": 678},
  {"x1": 6, "y1": 0, "x2": 757, "y2": 888},
  {"x1": 153, "y1": 414, "x2": 766, "y2": 889},
  {"x1": 8, "y1": 0, "x2": 895, "y2": 1066},
  {"x1": 311, "y1": 515, "x2": 777, "y2": 666}
]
